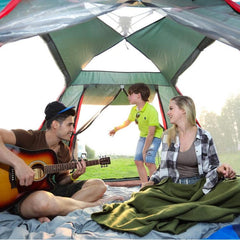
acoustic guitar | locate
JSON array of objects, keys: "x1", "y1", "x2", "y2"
[{"x1": 0, "y1": 145, "x2": 110, "y2": 211}]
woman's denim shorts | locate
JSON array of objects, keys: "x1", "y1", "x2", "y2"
[{"x1": 177, "y1": 176, "x2": 201, "y2": 184}]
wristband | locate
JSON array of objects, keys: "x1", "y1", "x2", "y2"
[
  {"x1": 114, "y1": 127, "x2": 118, "y2": 132},
  {"x1": 70, "y1": 173, "x2": 78, "y2": 182}
]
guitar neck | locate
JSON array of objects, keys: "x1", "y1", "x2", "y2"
[
  {"x1": 44, "y1": 162, "x2": 77, "y2": 174},
  {"x1": 85, "y1": 159, "x2": 101, "y2": 167},
  {"x1": 44, "y1": 159, "x2": 105, "y2": 174}
]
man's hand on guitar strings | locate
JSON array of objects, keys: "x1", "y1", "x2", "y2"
[{"x1": 15, "y1": 159, "x2": 35, "y2": 186}]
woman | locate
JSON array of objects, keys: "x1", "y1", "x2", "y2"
[
  {"x1": 145, "y1": 95, "x2": 235, "y2": 193},
  {"x1": 92, "y1": 96, "x2": 240, "y2": 236}
]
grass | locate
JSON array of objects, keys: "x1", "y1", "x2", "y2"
[
  {"x1": 80, "y1": 157, "x2": 138, "y2": 180},
  {"x1": 79, "y1": 152, "x2": 240, "y2": 180}
]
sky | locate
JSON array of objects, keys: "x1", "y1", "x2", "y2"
[
  {"x1": 177, "y1": 41, "x2": 240, "y2": 115},
  {"x1": 0, "y1": 33, "x2": 240, "y2": 156}
]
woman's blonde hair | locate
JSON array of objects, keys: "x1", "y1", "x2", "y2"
[{"x1": 166, "y1": 95, "x2": 196, "y2": 146}]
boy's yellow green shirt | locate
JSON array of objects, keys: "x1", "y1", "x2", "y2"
[{"x1": 128, "y1": 102, "x2": 163, "y2": 138}]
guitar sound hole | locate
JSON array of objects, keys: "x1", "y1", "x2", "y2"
[{"x1": 32, "y1": 164, "x2": 45, "y2": 181}]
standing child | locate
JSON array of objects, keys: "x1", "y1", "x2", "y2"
[{"x1": 109, "y1": 83, "x2": 163, "y2": 186}]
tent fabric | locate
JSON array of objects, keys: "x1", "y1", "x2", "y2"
[
  {"x1": 0, "y1": 0, "x2": 240, "y2": 48},
  {"x1": 127, "y1": 18, "x2": 204, "y2": 83},
  {"x1": 43, "y1": 12, "x2": 213, "y2": 130},
  {"x1": 0, "y1": 0, "x2": 239, "y2": 130},
  {"x1": 0, "y1": 0, "x2": 122, "y2": 44},
  {"x1": 42, "y1": 18, "x2": 124, "y2": 85},
  {"x1": 225, "y1": 0, "x2": 240, "y2": 13},
  {"x1": 149, "y1": 0, "x2": 240, "y2": 50},
  {"x1": 0, "y1": 0, "x2": 21, "y2": 19}
]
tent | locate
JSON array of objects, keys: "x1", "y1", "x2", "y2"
[
  {"x1": 0, "y1": 0, "x2": 240, "y2": 171},
  {"x1": 1, "y1": 2, "x2": 240, "y2": 238},
  {"x1": 1, "y1": 0, "x2": 240, "y2": 143}
]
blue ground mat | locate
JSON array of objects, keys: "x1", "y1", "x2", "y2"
[{"x1": 208, "y1": 224, "x2": 240, "y2": 239}]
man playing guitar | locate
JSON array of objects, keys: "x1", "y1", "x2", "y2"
[{"x1": 0, "y1": 101, "x2": 122, "y2": 223}]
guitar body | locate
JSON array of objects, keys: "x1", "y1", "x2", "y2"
[{"x1": 0, "y1": 146, "x2": 57, "y2": 211}]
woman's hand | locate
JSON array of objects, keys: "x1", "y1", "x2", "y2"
[
  {"x1": 141, "y1": 180, "x2": 154, "y2": 189},
  {"x1": 217, "y1": 163, "x2": 236, "y2": 179}
]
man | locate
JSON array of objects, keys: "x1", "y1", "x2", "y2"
[{"x1": 0, "y1": 101, "x2": 122, "y2": 223}]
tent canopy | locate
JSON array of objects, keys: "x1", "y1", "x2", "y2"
[{"x1": 0, "y1": 0, "x2": 239, "y2": 130}]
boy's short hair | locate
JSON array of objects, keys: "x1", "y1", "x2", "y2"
[{"x1": 128, "y1": 83, "x2": 150, "y2": 101}]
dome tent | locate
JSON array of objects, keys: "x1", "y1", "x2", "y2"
[
  {"x1": 41, "y1": 6, "x2": 214, "y2": 133},
  {"x1": 0, "y1": 0, "x2": 240, "y2": 143}
]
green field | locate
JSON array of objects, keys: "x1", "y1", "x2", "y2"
[
  {"x1": 80, "y1": 157, "x2": 138, "y2": 180},
  {"x1": 79, "y1": 152, "x2": 240, "y2": 180}
]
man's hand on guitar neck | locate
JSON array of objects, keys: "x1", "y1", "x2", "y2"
[
  {"x1": 59, "y1": 159, "x2": 87, "y2": 184},
  {"x1": 71, "y1": 160, "x2": 86, "y2": 181}
]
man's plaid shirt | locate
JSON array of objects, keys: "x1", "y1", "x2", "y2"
[{"x1": 150, "y1": 126, "x2": 220, "y2": 194}]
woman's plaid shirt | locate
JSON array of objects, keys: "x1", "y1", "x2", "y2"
[{"x1": 150, "y1": 126, "x2": 220, "y2": 194}]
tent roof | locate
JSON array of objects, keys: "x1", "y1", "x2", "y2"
[
  {"x1": 43, "y1": 13, "x2": 210, "y2": 86},
  {"x1": 0, "y1": 0, "x2": 239, "y2": 130},
  {"x1": 1, "y1": 0, "x2": 240, "y2": 48}
]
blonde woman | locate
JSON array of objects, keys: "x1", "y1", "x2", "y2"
[{"x1": 144, "y1": 95, "x2": 235, "y2": 194}]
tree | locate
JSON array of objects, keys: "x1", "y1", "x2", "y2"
[
  {"x1": 221, "y1": 97, "x2": 238, "y2": 152},
  {"x1": 199, "y1": 94, "x2": 240, "y2": 153},
  {"x1": 232, "y1": 94, "x2": 240, "y2": 147},
  {"x1": 85, "y1": 145, "x2": 95, "y2": 159},
  {"x1": 200, "y1": 111, "x2": 225, "y2": 153}
]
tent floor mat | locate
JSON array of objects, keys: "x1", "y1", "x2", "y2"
[{"x1": 105, "y1": 179, "x2": 141, "y2": 187}]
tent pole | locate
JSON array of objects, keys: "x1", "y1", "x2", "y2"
[
  {"x1": 69, "y1": 88, "x2": 86, "y2": 155},
  {"x1": 155, "y1": 86, "x2": 167, "y2": 130}
]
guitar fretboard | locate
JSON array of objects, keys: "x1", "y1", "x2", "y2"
[
  {"x1": 85, "y1": 160, "x2": 100, "y2": 166},
  {"x1": 44, "y1": 159, "x2": 103, "y2": 174},
  {"x1": 44, "y1": 162, "x2": 77, "y2": 174}
]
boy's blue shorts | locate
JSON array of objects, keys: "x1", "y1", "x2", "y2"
[{"x1": 134, "y1": 137, "x2": 161, "y2": 164}]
